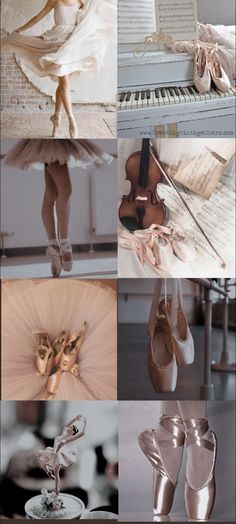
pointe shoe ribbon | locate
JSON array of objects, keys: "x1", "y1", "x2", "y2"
[
  {"x1": 138, "y1": 414, "x2": 185, "y2": 516},
  {"x1": 184, "y1": 418, "x2": 217, "y2": 521}
]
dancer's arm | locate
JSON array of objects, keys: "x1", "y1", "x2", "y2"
[{"x1": 15, "y1": 0, "x2": 54, "y2": 33}]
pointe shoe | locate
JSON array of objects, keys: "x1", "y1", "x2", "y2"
[
  {"x1": 52, "y1": 330, "x2": 68, "y2": 366},
  {"x1": 60, "y1": 239, "x2": 73, "y2": 272},
  {"x1": 159, "y1": 294, "x2": 194, "y2": 366},
  {"x1": 148, "y1": 312, "x2": 178, "y2": 393},
  {"x1": 138, "y1": 414, "x2": 185, "y2": 516},
  {"x1": 68, "y1": 115, "x2": 78, "y2": 138},
  {"x1": 33, "y1": 331, "x2": 54, "y2": 376},
  {"x1": 50, "y1": 113, "x2": 61, "y2": 138},
  {"x1": 135, "y1": 225, "x2": 173, "y2": 270},
  {"x1": 46, "y1": 366, "x2": 63, "y2": 396},
  {"x1": 208, "y1": 48, "x2": 231, "y2": 93},
  {"x1": 184, "y1": 418, "x2": 217, "y2": 521},
  {"x1": 193, "y1": 44, "x2": 211, "y2": 93},
  {"x1": 46, "y1": 241, "x2": 62, "y2": 277},
  {"x1": 59, "y1": 321, "x2": 88, "y2": 373},
  {"x1": 169, "y1": 229, "x2": 196, "y2": 263}
]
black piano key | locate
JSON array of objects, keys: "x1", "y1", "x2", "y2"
[
  {"x1": 141, "y1": 91, "x2": 146, "y2": 100},
  {"x1": 135, "y1": 91, "x2": 140, "y2": 101},
  {"x1": 174, "y1": 87, "x2": 181, "y2": 96},
  {"x1": 179, "y1": 87, "x2": 186, "y2": 96},
  {"x1": 161, "y1": 88, "x2": 166, "y2": 97},
  {"x1": 188, "y1": 86, "x2": 196, "y2": 95},
  {"x1": 125, "y1": 91, "x2": 131, "y2": 101},
  {"x1": 146, "y1": 89, "x2": 151, "y2": 99},
  {"x1": 169, "y1": 87, "x2": 175, "y2": 97},
  {"x1": 119, "y1": 92, "x2": 125, "y2": 102},
  {"x1": 155, "y1": 88, "x2": 160, "y2": 98}
]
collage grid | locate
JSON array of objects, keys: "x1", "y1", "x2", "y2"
[{"x1": 0, "y1": 0, "x2": 235, "y2": 522}]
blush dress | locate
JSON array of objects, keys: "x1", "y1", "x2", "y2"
[
  {"x1": 3, "y1": 139, "x2": 113, "y2": 170},
  {"x1": 3, "y1": 0, "x2": 116, "y2": 80}
]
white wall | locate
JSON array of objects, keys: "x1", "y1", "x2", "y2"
[
  {"x1": 197, "y1": 0, "x2": 235, "y2": 25},
  {"x1": 118, "y1": 279, "x2": 200, "y2": 324},
  {"x1": 1, "y1": 0, "x2": 117, "y2": 104},
  {"x1": 1, "y1": 139, "x2": 117, "y2": 249}
]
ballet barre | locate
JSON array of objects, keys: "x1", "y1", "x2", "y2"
[{"x1": 189, "y1": 278, "x2": 234, "y2": 401}]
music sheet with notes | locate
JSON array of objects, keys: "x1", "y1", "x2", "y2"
[
  {"x1": 156, "y1": 0, "x2": 197, "y2": 40},
  {"x1": 118, "y1": 0, "x2": 156, "y2": 44},
  {"x1": 118, "y1": 0, "x2": 197, "y2": 45}
]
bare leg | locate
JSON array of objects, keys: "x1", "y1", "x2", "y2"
[
  {"x1": 54, "y1": 465, "x2": 61, "y2": 495},
  {"x1": 46, "y1": 162, "x2": 72, "y2": 263},
  {"x1": 58, "y1": 76, "x2": 78, "y2": 138},
  {"x1": 58, "y1": 76, "x2": 73, "y2": 118},
  {"x1": 55, "y1": 84, "x2": 63, "y2": 116},
  {"x1": 41, "y1": 166, "x2": 59, "y2": 242}
]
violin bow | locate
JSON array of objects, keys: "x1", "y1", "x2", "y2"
[{"x1": 149, "y1": 141, "x2": 226, "y2": 268}]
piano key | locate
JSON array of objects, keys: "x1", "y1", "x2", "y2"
[
  {"x1": 151, "y1": 90, "x2": 160, "y2": 107},
  {"x1": 182, "y1": 87, "x2": 191, "y2": 102},
  {"x1": 141, "y1": 90, "x2": 146, "y2": 100},
  {"x1": 191, "y1": 85, "x2": 203, "y2": 101},
  {"x1": 146, "y1": 89, "x2": 151, "y2": 99},
  {"x1": 186, "y1": 86, "x2": 197, "y2": 102},
  {"x1": 125, "y1": 91, "x2": 131, "y2": 101},
  {"x1": 135, "y1": 91, "x2": 140, "y2": 101},
  {"x1": 155, "y1": 88, "x2": 160, "y2": 98},
  {"x1": 119, "y1": 92, "x2": 125, "y2": 103},
  {"x1": 165, "y1": 87, "x2": 175, "y2": 104}
]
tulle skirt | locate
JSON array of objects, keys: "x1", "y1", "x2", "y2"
[
  {"x1": 3, "y1": 139, "x2": 113, "y2": 170},
  {"x1": 2, "y1": 279, "x2": 117, "y2": 400}
]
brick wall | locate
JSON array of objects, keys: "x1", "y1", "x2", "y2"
[{"x1": 1, "y1": 53, "x2": 54, "y2": 112}]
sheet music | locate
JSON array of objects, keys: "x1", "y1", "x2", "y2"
[
  {"x1": 118, "y1": 0, "x2": 156, "y2": 44},
  {"x1": 158, "y1": 166, "x2": 235, "y2": 266},
  {"x1": 168, "y1": 145, "x2": 235, "y2": 199},
  {"x1": 155, "y1": 0, "x2": 197, "y2": 40}
]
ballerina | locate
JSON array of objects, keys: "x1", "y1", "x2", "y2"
[
  {"x1": 2, "y1": 0, "x2": 116, "y2": 138},
  {"x1": 2, "y1": 139, "x2": 113, "y2": 277},
  {"x1": 38, "y1": 414, "x2": 86, "y2": 497}
]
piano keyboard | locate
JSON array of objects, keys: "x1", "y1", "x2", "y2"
[
  {"x1": 118, "y1": 85, "x2": 236, "y2": 110},
  {"x1": 117, "y1": 83, "x2": 236, "y2": 137}
]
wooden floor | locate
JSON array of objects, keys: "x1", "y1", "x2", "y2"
[
  {"x1": 1, "y1": 111, "x2": 117, "y2": 139},
  {"x1": 118, "y1": 324, "x2": 236, "y2": 400}
]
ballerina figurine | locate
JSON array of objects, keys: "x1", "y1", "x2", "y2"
[{"x1": 38, "y1": 415, "x2": 86, "y2": 497}]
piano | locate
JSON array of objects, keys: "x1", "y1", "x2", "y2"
[{"x1": 117, "y1": 50, "x2": 236, "y2": 138}]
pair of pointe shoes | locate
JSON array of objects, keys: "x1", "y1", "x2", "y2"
[
  {"x1": 194, "y1": 43, "x2": 231, "y2": 94},
  {"x1": 119, "y1": 224, "x2": 196, "y2": 273},
  {"x1": 46, "y1": 239, "x2": 73, "y2": 278},
  {"x1": 139, "y1": 414, "x2": 217, "y2": 520},
  {"x1": 148, "y1": 281, "x2": 194, "y2": 392},
  {"x1": 50, "y1": 113, "x2": 78, "y2": 139},
  {"x1": 33, "y1": 321, "x2": 88, "y2": 397}
]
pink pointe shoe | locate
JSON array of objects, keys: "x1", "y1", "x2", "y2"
[
  {"x1": 46, "y1": 240, "x2": 62, "y2": 278},
  {"x1": 60, "y1": 238, "x2": 73, "y2": 272},
  {"x1": 33, "y1": 331, "x2": 54, "y2": 376},
  {"x1": 193, "y1": 44, "x2": 211, "y2": 93},
  {"x1": 169, "y1": 229, "x2": 196, "y2": 263},
  {"x1": 50, "y1": 113, "x2": 61, "y2": 138},
  {"x1": 208, "y1": 48, "x2": 231, "y2": 93}
]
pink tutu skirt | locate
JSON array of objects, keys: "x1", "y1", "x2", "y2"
[{"x1": 3, "y1": 139, "x2": 113, "y2": 170}]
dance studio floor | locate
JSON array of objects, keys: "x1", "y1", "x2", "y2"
[
  {"x1": 118, "y1": 324, "x2": 236, "y2": 401},
  {"x1": 1, "y1": 252, "x2": 117, "y2": 279},
  {"x1": 1, "y1": 110, "x2": 116, "y2": 139}
]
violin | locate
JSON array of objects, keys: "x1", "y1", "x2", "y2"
[{"x1": 119, "y1": 139, "x2": 167, "y2": 232}]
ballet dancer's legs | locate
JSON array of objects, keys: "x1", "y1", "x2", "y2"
[
  {"x1": 54, "y1": 465, "x2": 61, "y2": 495},
  {"x1": 45, "y1": 162, "x2": 72, "y2": 264},
  {"x1": 52, "y1": 76, "x2": 78, "y2": 138}
]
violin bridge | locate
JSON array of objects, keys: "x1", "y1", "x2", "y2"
[{"x1": 135, "y1": 196, "x2": 148, "y2": 201}]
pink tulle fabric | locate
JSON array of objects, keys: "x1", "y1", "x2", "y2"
[
  {"x1": 2, "y1": 279, "x2": 117, "y2": 400},
  {"x1": 3, "y1": 139, "x2": 113, "y2": 170},
  {"x1": 149, "y1": 22, "x2": 235, "y2": 83}
]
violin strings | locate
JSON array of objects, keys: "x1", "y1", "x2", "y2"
[{"x1": 149, "y1": 141, "x2": 226, "y2": 269}]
